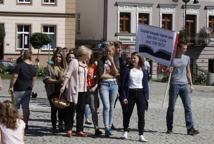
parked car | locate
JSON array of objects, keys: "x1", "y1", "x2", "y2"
[{"x1": 0, "y1": 60, "x2": 16, "y2": 74}]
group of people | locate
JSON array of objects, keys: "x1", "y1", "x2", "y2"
[
  {"x1": 0, "y1": 40, "x2": 199, "y2": 143},
  {"x1": 42, "y1": 42, "x2": 151, "y2": 141}
]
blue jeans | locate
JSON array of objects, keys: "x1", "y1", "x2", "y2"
[
  {"x1": 166, "y1": 84, "x2": 193, "y2": 130},
  {"x1": 86, "y1": 90, "x2": 100, "y2": 129},
  {"x1": 85, "y1": 104, "x2": 91, "y2": 120},
  {"x1": 99, "y1": 80, "x2": 118, "y2": 128},
  {"x1": 14, "y1": 90, "x2": 32, "y2": 109}
]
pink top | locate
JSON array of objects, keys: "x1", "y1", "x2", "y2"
[
  {"x1": 65, "y1": 59, "x2": 79, "y2": 104},
  {"x1": 0, "y1": 119, "x2": 25, "y2": 144}
]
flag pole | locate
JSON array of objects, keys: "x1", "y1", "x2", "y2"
[{"x1": 162, "y1": 72, "x2": 172, "y2": 109}]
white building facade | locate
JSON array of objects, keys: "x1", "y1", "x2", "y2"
[
  {"x1": 0, "y1": 0, "x2": 76, "y2": 66},
  {"x1": 77, "y1": 0, "x2": 214, "y2": 81}
]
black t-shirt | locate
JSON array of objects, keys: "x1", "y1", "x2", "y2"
[
  {"x1": 16, "y1": 56, "x2": 24, "y2": 64},
  {"x1": 13, "y1": 62, "x2": 37, "y2": 91}
]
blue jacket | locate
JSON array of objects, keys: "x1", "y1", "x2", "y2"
[{"x1": 121, "y1": 68, "x2": 149, "y2": 110}]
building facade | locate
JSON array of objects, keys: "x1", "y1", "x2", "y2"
[
  {"x1": 0, "y1": 0, "x2": 76, "y2": 66},
  {"x1": 77, "y1": 0, "x2": 214, "y2": 81}
]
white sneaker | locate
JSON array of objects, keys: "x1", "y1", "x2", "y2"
[
  {"x1": 122, "y1": 131, "x2": 128, "y2": 139},
  {"x1": 139, "y1": 135, "x2": 148, "y2": 142}
]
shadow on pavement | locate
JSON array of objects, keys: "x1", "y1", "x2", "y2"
[
  {"x1": 25, "y1": 125, "x2": 55, "y2": 137},
  {"x1": 29, "y1": 118, "x2": 51, "y2": 123},
  {"x1": 160, "y1": 131, "x2": 186, "y2": 135},
  {"x1": 30, "y1": 110, "x2": 50, "y2": 113},
  {"x1": 30, "y1": 97, "x2": 50, "y2": 107}
]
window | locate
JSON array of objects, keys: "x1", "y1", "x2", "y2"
[
  {"x1": 138, "y1": 13, "x2": 149, "y2": 25},
  {"x1": 120, "y1": 12, "x2": 131, "y2": 33},
  {"x1": 42, "y1": 0, "x2": 56, "y2": 5},
  {"x1": 186, "y1": 15, "x2": 197, "y2": 43},
  {"x1": 209, "y1": 16, "x2": 214, "y2": 34},
  {"x1": 209, "y1": 59, "x2": 214, "y2": 73},
  {"x1": 0, "y1": 0, "x2": 3, "y2": 4},
  {"x1": 162, "y1": 14, "x2": 172, "y2": 30},
  {"x1": 17, "y1": 0, "x2": 31, "y2": 4},
  {"x1": 16, "y1": 25, "x2": 31, "y2": 49},
  {"x1": 42, "y1": 25, "x2": 56, "y2": 50}
]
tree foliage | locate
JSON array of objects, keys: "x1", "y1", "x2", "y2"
[
  {"x1": 30, "y1": 33, "x2": 51, "y2": 49},
  {"x1": 30, "y1": 33, "x2": 51, "y2": 65}
]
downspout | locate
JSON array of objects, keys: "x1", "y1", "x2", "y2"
[{"x1": 103, "y1": 0, "x2": 108, "y2": 41}]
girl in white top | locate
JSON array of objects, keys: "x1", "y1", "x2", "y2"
[
  {"x1": 0, "y1": 100, "x2": 25, "y2": 144},
  {"x1": 122, "y1": 52, "x2": 149, "y2": 142}
]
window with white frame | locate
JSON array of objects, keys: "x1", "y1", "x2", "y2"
[
  {"x1": 117, "y1": 3, "x2": 152, "y2": 34},
  {"x1": 159, "y1": 4, "x2": 176, "y2": 31},
  {"x1": 17, "y1": 0, "x2": 31, "y2": 4},
  {"x1": 42, "y1": 25, "x2": 56, "y2": 50},
  {"x1": 42, "y1": 0, "x2": 56, "y2": 5},
  {"x1": 17, "y1": 25, "x2": 31, "y2": 49},
  {"x1": 120, "y1": 12, "x2": 131, "y2": 33}
]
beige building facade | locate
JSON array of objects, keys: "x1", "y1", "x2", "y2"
[
  {"x1": 77, "y1": 0, "x2": 214, "y2": 82},
  {"x1": 0, "y1": 0, "x2": 76, "y2": 66}
]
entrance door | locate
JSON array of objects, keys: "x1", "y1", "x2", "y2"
[{"x1": 186, "y1": 15, "x2": 197, "y2": 43}]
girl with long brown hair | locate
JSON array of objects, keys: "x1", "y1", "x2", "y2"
[
  {"x1": 121, "y1": 52, "x2": 149, "y2": 142},
  {"x1": 44, "y1": 50, "x2": 68, "y2": 133}
]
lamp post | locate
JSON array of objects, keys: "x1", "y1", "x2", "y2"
[{"x1": 182, "y1": 0, "x2": 199, "y2": 42}]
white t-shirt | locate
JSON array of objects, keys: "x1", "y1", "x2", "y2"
[
  {"x1": 78, "y1": 61, "x2": 88, "y2": 92},
  {"x1": 129, "y1": 68, "x2": 144, "y2": 89},
  {"x1": 104, "y1": 59, "x2": 112, "y2": 75},
  {"x1": 0, "y1": 119, "x2": 25, "y2": 144},
  {"x1": 144, "y1": 60, "x2": 150, "y2": 70}
]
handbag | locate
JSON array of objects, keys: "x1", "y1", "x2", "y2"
[{"x1": 51, "y1": 93, "x2": 70, "y2": 109}]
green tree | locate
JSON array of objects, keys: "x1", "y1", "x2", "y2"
[{"x1": 30, "y1": 33, "x2": 51, "y2": 60}]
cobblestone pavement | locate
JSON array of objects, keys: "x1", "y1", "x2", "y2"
[{"x1": 0, "y1": 80, "x2": 214, "y2": 144}]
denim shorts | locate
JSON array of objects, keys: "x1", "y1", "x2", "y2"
[{"x1": 14, "y1": 90, "x2": 32, "y2": 109}]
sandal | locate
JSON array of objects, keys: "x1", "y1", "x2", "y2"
[
  {"x1": 66, "y1": 130, "x2": 72, "y2": 137},
  {"x1": 76, "y1": 131, "x2": 88, "y2": 137}
]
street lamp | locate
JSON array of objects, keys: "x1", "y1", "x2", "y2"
[{"x1": 182, "y1": 0, "x2": 199, "y2": 42}]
